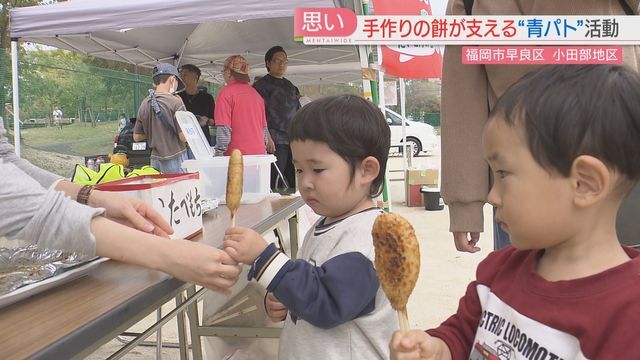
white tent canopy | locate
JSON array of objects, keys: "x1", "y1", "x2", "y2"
[
  {"x1": 11, "y1": 0, "x2": 319, "y2": 37},
  {"x1": 10, "y1": 0, "x2": 362, "y2": 84},
  {"x1": 9, "y1": 0, "x2": 364, "y2": 156}
]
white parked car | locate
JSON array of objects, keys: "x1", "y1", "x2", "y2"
[{"x1": 385, "y1": 108, "x2": 439, "y2": 157}]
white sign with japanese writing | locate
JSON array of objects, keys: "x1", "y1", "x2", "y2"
[
  {"x1": 97, "y1": 174, "x2": 203, "y2": 240},
  {"x1": 176, "y1": 111, "x2": 214, "y2": 160}
]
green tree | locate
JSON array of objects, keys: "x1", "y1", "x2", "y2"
[
  {"x1": 1, "y1": 1, "x2": 67, "y2": 124},
  {"x1": 1, "y1": 0, "x2": 39, "y2": 49},
  {"x1": 299, "y1": 83, "x2": 362, "y2": 99},
  {"x1": 15, "y1": 49, "x2": 144, "y2": 126},
  {"x1": 386, "y1": 79, "x2": 441, "y2": 121},
  {"x1": 0, "y1": 1, "x2": 65, "y2": 49}
]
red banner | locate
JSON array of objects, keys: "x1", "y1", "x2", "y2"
[{"x1": 371, "y1": 0, "x2": 443, "y2": 79}]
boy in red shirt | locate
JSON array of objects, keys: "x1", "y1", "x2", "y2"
[{"x1": 391, "y1": 65, "x2": 640, "y2": 359}]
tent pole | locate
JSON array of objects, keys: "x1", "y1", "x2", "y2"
[
  {"x1": 11, "y1": 39, "x2": 21, "y2": 158},
  {"x1": 134, "y1": 65, "x2": 140, "y2": 115},
  {"x1": 376, "y1": 53, "x2": 386, "y2": 112},
  {"x1": 400, "y1": 77, "x2": 408, "y2": 202},
  {"x1": 357, "y1": 46, "x2": 372, "y2": 101},
  {"x1": 376, "y1": 46, "x2": 392, "y2": 212},
  {"x1": 357, "y1": 0, "x2": 392, "y2": 212},
  {"x1": 368, "y1": 51, "x2": 379, "y2": 104},
  {"x1": 363, "y1": 0, "x2": 378, "y2": 104},
  {"x1": 354, "y1": 0, "x2": 373, "y2": 101}
]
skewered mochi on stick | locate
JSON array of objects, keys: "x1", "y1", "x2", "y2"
[
  {"x1": 226, "y1": 149, "x2": 243, "y2": 227},
  {"x1": 371, "y1": 213, "x2": 420, "y2": 331}
]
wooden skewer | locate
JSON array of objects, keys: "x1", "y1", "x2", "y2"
[
  {"x1": 398, "y1": 307, "x2": 410, "y2": 332},
  {"x1": 206, "y1": 295, "x2": 250, "y2": 324},
  {"x1": 208, "y1": 305, "x2": 258, "y2": 325}
]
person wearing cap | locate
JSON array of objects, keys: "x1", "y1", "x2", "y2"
[
  {"x1": 253, "y1": 46, "x2": 301, "y2": 192},
  {"x1": 178, "y1": 64, "x2": 216, "y2": 146},
  {"x1": 213, "y1": 55, "x2": 268, "y2": 156},
  {"x1": 134, "y1": 63, "x2": 189, "y2": 174}
]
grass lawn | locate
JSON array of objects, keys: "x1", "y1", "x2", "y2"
[
  {"x1": 72, "y1": 137, "x2": 117, "y2": 156},
  {"x1": 21, "y1": 120, "x2": 119, "y2": 156}
]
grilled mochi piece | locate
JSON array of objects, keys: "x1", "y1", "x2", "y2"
[{"x1": 371, "y1": 213, "x2": 421, "y2": 311}]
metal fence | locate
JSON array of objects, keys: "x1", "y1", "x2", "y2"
[
  {"x1": 1, "y1": 49, "x2": 153, "y2": 129},
  {"x1": 409, "y1": 112, "x2": 440, "y2": 127},
  {"x1": 1, "y1": 49, "x2": 225, "y2": 130}
]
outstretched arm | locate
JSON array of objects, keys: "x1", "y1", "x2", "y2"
[
  {"x1": 54, "y1": 180, "x2": 174, "y2": 237},
  {"x1": 0, "y1": 160, "x2": 241, "y2": 293},
  {"x1": 93, "y1": 216, "x2": 241, "y2": 293}
]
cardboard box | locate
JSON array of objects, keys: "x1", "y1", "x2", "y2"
[
  {"x1": 405, "y1": 168, "x2": 439, "y2": 206},
  {"x1": 406, "y1": 168, "x2": 439, "y2": 186},
  {"x1": 96, "y1": 173, "x2": 202, "y2": 240}
]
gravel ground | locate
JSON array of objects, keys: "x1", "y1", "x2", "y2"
[{"x1": 21, "y1": 144, "x2": 83, "y2": 179}]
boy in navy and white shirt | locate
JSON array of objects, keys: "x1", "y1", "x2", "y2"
[{"x1": 224, "y1": 95, "x2": 397, "y2": 359}]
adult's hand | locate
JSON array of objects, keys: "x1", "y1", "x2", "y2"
[
  {"x1": 266, "y1": 135, "x2": 276, "y2": 154},
  {"x1": 89, "y1": 190, "x2": 174, "y2": 237},
  {"x1": 92, "y1": 217, "x2": 240, "y2": 294},
  {"x1": 196, "y1": 115, "x2": 209, "y2": 127},
  {"x1": 165, "y1": 240, "x2": 241, "y2": 294},
  {"x1": 452, "y1": 231, "x2": 481, "y2": 253}
]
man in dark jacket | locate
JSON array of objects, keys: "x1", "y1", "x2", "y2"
[
  {"x1": 254, "y1": 46, "x2": 301, "y2": 191},
  {"x1": 179, "y1": 64, "x2": 216, "y2": 146}
]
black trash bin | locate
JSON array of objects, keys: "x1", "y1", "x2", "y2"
[{"x1": 421, "y1": 186, "x2": 444, "y2": 211}]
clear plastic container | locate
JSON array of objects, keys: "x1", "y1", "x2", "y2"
[{"x1": 182, "y1": 155, "x2": 275, "y2": 204}]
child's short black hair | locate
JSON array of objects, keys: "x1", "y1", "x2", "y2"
[
  {"x1": 179, "y1": 64, "x2": 201, "y2": 79},
  {"x1": 153, "y1": 74, "x2": 172, "y2": 86},
  {"x1": 289, "y1": 94, "x2": 390, "y2": 197},
  {"x1": 491, "y1": 64, "x2": 640, "y2": 191}
]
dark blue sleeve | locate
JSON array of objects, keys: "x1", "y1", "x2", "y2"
[
  {"x1": 207, "y1": 93, "x2": 215, "y2": 118},
  {"x1": 270, "y1": 252, "x2": 379, "y2": 329}
]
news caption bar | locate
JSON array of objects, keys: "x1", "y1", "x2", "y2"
[{"x1": 294, "y1": 9, "x2": 640, "y2": 45}]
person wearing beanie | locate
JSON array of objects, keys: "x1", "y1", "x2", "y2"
[{"x1": 213, "y1": 55, "x2": 269, "y2": 156}]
